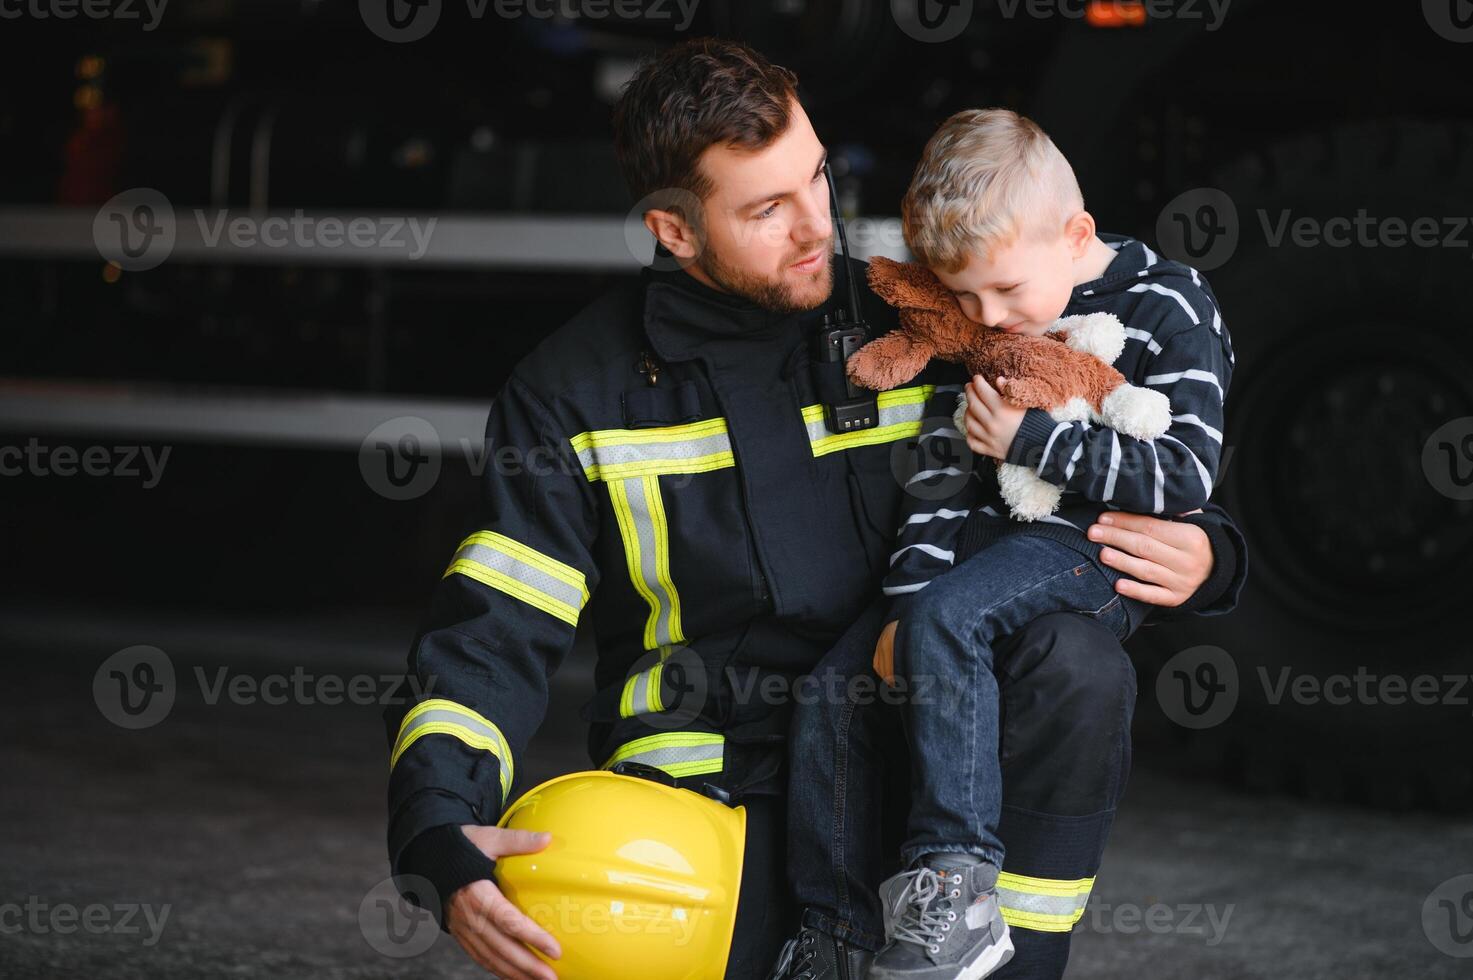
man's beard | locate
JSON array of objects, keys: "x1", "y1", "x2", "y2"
[{"x1": 697, "y1": 238, "x2": 834, "y2": 315}]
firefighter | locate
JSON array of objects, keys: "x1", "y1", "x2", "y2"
[{"x1": 383, "y1": 38, "x2": 1246, "y2": 980}]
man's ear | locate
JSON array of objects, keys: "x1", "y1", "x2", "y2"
[
  {"x1": 644, "y1": 207, "x2": 704, "y2": 261},
  {"x1": 846, "y1": 328, "x2": 936, "y2": 391}
]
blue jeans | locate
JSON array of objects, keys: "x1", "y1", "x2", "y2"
[
  {"x1": 894, "y1": 534, "x2": 1146, "y2": 869},
  {"x1": 787, "y1": 543, "x2": 1143, "y2": 970}
]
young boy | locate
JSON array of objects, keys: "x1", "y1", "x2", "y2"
[{"x1": 817, "y1": 108, "x2": 1234, "y2": 980}]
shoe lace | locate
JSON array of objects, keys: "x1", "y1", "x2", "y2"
[
  {"x1": 767, "y1": 928, "x2": 819, "y2": 980},
  {"x1": 887, "y1": 868, "x2": 961, "y2": 954}
]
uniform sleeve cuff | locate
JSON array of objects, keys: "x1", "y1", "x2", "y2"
[
  {"x1": 1005, "y1": 408, "x2": 1060, "y2": 469},
  {"x1": 1169, "y1": 513, "x2": 1242, "y2": 616},
  {"x1": 397, "y1": 824, "x2": 498, "y2": 931}
]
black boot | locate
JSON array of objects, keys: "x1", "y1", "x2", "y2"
[{"x1": 766, "y1": 925, "x2": 874, "y2": 980}]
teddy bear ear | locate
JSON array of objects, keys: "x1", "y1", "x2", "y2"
[
  {"x1": 865, "y1": 256, "x2": 906, "y2": 305},
  {"x1": 895, "y1": 263, "x2": 959, "y2": 313},
  {"x1": 867, "y1": 256, "x2": 955, "y2": 314}
]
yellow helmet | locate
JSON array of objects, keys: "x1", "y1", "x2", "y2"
[{"x1": 495, "y1": 769, "x2": 746, "y2": 979}]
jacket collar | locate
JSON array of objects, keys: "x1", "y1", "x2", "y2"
[{"x1": 640, "y1": 262, "x2": 817, "y2": 364}]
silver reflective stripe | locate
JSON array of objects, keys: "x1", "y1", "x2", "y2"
[
  {"x1": 603, "y1": 733, "x2": 725, "y2": 778},
  {"x1": 618, "y1": 742, "x2": 720, "y2": 771},
  {"x1": 575, "y1": 430, "x2": 732, "y2": 475},
  {"x1": 803, "y1": 396, "x2": 927, "y2": 450},
  {"x1": 570, "y1": 419, "x2": 735, "y2": 482},
  {"x1": 391, "y1": 699, "x2": 514, "y2": 803},
  {"x1": 620, "y1": 662, "x2": 665, "y2": 718},
  {"x1": 453, "y1": 541, "x2": 585, "y2": 614},
  {"x1": 609, "y1": 474, "x2": 684, "y2": 650},
  {"x1": 443, "y1": 531, "x2": 587, "y2": 627},
  {"x1": 995, "y1": 885, "x2": 1091, "y2": 920}
]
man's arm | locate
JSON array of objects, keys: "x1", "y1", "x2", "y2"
[{"x1": 383, "y1": 373, "x2": 599, "y2": 979}]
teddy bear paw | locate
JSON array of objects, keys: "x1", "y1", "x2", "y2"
[
  {"x1": 1099, "y1": 383, "x2": 1172, "y2": 440},
  {"x1": 996, "y1": 462, "x2": 1063, "y2": 521},
  {"x1": 1048, "y1": 396, "x2": 1092, "y2": 423},
  {"x1": 1050, "y1": 313, "x2": 1126, "y2": 364},
  {"x1": 951, "y1": 390, "x2": 970, "y2": 433}
]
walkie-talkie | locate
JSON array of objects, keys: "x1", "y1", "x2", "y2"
[{"x1": 810, "y1": 164, "x2": 880, "y2": 434}]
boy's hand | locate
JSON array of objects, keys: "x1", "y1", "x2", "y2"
[
  {"x1": 962, "y1": 375, "x2": 1028, "y2": 461},
  {"x1": 873, "y1": 620, "x2": 899, "y2": 684}
]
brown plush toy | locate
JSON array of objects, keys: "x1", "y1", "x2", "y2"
[{"x1": 848, "y1": 256, "x2": 1171, "y2": 520}]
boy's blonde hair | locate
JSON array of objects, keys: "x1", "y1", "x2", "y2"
[{"x1": 902, "y1": 108, "x2": 1084, "y2": 272}]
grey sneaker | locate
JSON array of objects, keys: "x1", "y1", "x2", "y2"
[
  {"x1": 768, "y1": 925, "x2": 874, "y2": 980},
  {"x1": 868, "y1": 863, "x2": 1013, "y2": 980}
]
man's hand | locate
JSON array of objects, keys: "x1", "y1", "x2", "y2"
[
  {"x1": 446, "y1": 826, "x2": 561, "y2": 980},
  {"x1": 1087, "y1": 509, "x2": 1212, "y2": 607},
  {"x1": 962, "y1": 375, "x2": 1028, "y2": 461}
]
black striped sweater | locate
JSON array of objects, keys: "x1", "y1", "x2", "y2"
[{"x1": 884, "y1": 234, "x2": 1236, "y2": 612}]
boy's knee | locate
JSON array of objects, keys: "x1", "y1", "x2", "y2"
[{"x1": 889, "y1": 583, "x2": 972, "y2": 669}]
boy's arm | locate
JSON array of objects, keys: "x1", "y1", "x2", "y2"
[
  {"x1": 1004, "y1": 322, "x2": 1230, "y2": 514},
  {"x1": 882, "y1": 384, "x2": 981, "y2": 624}
]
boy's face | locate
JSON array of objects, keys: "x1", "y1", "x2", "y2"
[{"x1": 932, "y1": 232, "x2": 1078, "y2": 336}]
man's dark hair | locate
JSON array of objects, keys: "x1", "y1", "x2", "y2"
[{"x1": 612, "y1": 38, "x2": 800, "y2": 204}]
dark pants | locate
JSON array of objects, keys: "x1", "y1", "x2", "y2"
[{"x1": 728, "y1": 599, "x2": 1138, "y2": 979}]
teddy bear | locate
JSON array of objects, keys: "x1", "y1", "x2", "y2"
[{"x1": 846, "y1": 256, "x2": 1171, "y2": 521}]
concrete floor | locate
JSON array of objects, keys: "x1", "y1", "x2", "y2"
[{"x1": 2, "y1": 603, "x2": 1469, "y2": 979}]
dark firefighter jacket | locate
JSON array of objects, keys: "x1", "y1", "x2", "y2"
[{"x1": 383, "y1": 257, "x2": 1248, "y2": 892}]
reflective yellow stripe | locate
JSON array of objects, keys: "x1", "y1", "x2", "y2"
[
  {"x1": 571, "y1": 418, "x2": 735, "y2": 482},
  {"x1": 460, "y1": 531, "x2": 588, "y2": 597},
  {"x1": 648, "y1": 663, "x2": 666, "y2": 713},
  {"x1": 618, "y1": 651, "x2": 671, "y2": 719},
  {"x1": 391, "y1": 698, "x2": 514, "y2": 804},
  {"x1": 608, "y1": 475, "x2": 684, "y2": 650},
  {"x1": 619, "y1": 672, "x2": 637, "y2": 719},
  {"x1": 803, "y1": 385, "x2": 937, "y2": 457},
  {"x1": 601, "y1": 731, "x2": 724, "y2": 778},
  {"x1": 996, "y1": 871, "x2": 1095, "y2": 933},
  {"x1": 646, "y1": 475, "x2": 682, "y2": 644},
  {"x1": 443, "y1": 531, "x2": 588, "y2": 627},
  {"x1": 444, "y1": 561, "x2": 581, "y2": 626}
]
